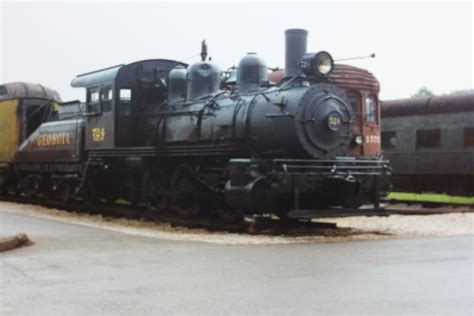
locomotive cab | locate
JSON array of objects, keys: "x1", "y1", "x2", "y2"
[{"x1": 71, "y1": 60, "x2": 187, "y2": 148}]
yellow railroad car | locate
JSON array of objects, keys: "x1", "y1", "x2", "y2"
[{"x1": 0, "y1": 82, "x2": 61, "y2": 189}]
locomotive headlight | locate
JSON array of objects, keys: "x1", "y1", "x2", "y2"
[
  {"x1": 315, "y1": 52, "x2": 333, "y2": 75},
  {"x1": 300, "y1": 51, "x2": 334, "y2": 78}
]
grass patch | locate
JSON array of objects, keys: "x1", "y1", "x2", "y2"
[{"x1": 388, "y1": 192, "x2": 474, "y2": 204}]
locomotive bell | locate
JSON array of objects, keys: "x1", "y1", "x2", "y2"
[
  {"x1": 237, "y1": 53, "x2": 268, "y2": 93},
  {"x1": 186, "y1": 61, "x2": 221, "y2": 101},
  {"x1": 168, "y1": 65, "x2": 187, "y2": 105}
]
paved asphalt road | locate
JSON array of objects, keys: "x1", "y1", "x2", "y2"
[{"x1": 1, "y1": 211, "x2": 472, "y2": 315}]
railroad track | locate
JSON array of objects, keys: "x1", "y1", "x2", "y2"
[
  {"x1": 1, "y1": 195, "x2": 472, "y2": 235},
  {"x1": 0, "y1": 194, "x2": 343, "y2": 235},
  {"x1": 383, "y1": 198, "x2": 473, "y2": 215}
]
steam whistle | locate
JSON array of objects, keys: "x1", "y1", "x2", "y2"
[{"x1": 201, "y1": 40, "x2": 208, "y2": 61}]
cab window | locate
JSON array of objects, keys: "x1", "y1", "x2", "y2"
[
  {"x1": 101, "y1": 86, "x2": 113, "y2": 112},
  {"x1": 87, "y1": 88, "x2": 100, "y2": 113},
  {"x1": 119, "y1": 88, "x2": 132, "y2": 116},
  {"x1": 365, "y1": 95, "x2": 377, "y2": 123}
]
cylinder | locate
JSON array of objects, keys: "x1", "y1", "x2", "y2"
[{"x1": 284, "y1": 29, "x2": 308, "y2": 78}]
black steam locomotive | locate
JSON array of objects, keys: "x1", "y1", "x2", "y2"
[{"x1": 4, "y1": 29, "x2": 390, "y2": 219}]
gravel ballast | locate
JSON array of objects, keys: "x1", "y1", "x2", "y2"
[{"x1": 0, "y1": 201, "x2": 472, "y2": 245}]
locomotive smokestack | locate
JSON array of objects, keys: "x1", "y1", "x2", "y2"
[{"x1": 284, "y1": 28, "x2": 308, "y2": 78}]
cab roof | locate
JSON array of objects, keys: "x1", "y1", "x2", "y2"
[{"x1": 70, "y1": 59, "x2": 188, "y2": 88}]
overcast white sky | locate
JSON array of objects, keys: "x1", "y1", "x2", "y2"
[{"x1": 1, "y1": 1, "x2": 472, "y2": 101}]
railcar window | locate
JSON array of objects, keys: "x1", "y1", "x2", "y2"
[
  {"x1": 365, "y1": 95, "x2": 377, "y2": 123},
  {"x1": 101, "y1": 86, "x2": 113, "y2": 112},
  {"x1": 0, "y1": 85, "x2": 7, "y2": 96},
  {"x1": 87, "y1": 88, "x2": 100, "y2": 113},
  {"x1": 120, "y1": 89, "x2": 132, "y2": 116},
  {"x1": 416, "y1": 129, "x2": 440, "y2": 148},
  {"x1": 464, "y1": 127, "x2": 474, "y2": 147},
  {"x1": 345, "y1": 91, "x2": 361, "y2": 114},
  {"x1": 347, "y1": 96, "x2": 357, "y2": 111},
  {"x1": 381, "y1": 131, "x2": 397, "y2": 149}
]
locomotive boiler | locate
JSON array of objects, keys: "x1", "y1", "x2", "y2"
[{"x1": 4, "y1": 29, "x2": 391, "y2": 220}]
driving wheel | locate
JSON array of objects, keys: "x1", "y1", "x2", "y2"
[{"x1": 170, "y1": 165, "x2": 200, "y2": 217}]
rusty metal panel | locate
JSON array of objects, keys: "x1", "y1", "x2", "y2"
[
  {"x1": 0, "y1": 99, "x2": 20, "y2": 164},
  {"x1": 381, "y1": 93, "x2": 474, "y2": 117},
  {"x1": 267, "y1": 64, "x2": 380, "y2": 93},
  {"x1": 0, "y1": 82, "x2": 61, "y2": 101},
  {"x1": 330, "y1": 64, "x2": 380, "y2": 93},
  {"x1": 331, "y1": 65, "x2": 381, "y2": 157}
]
